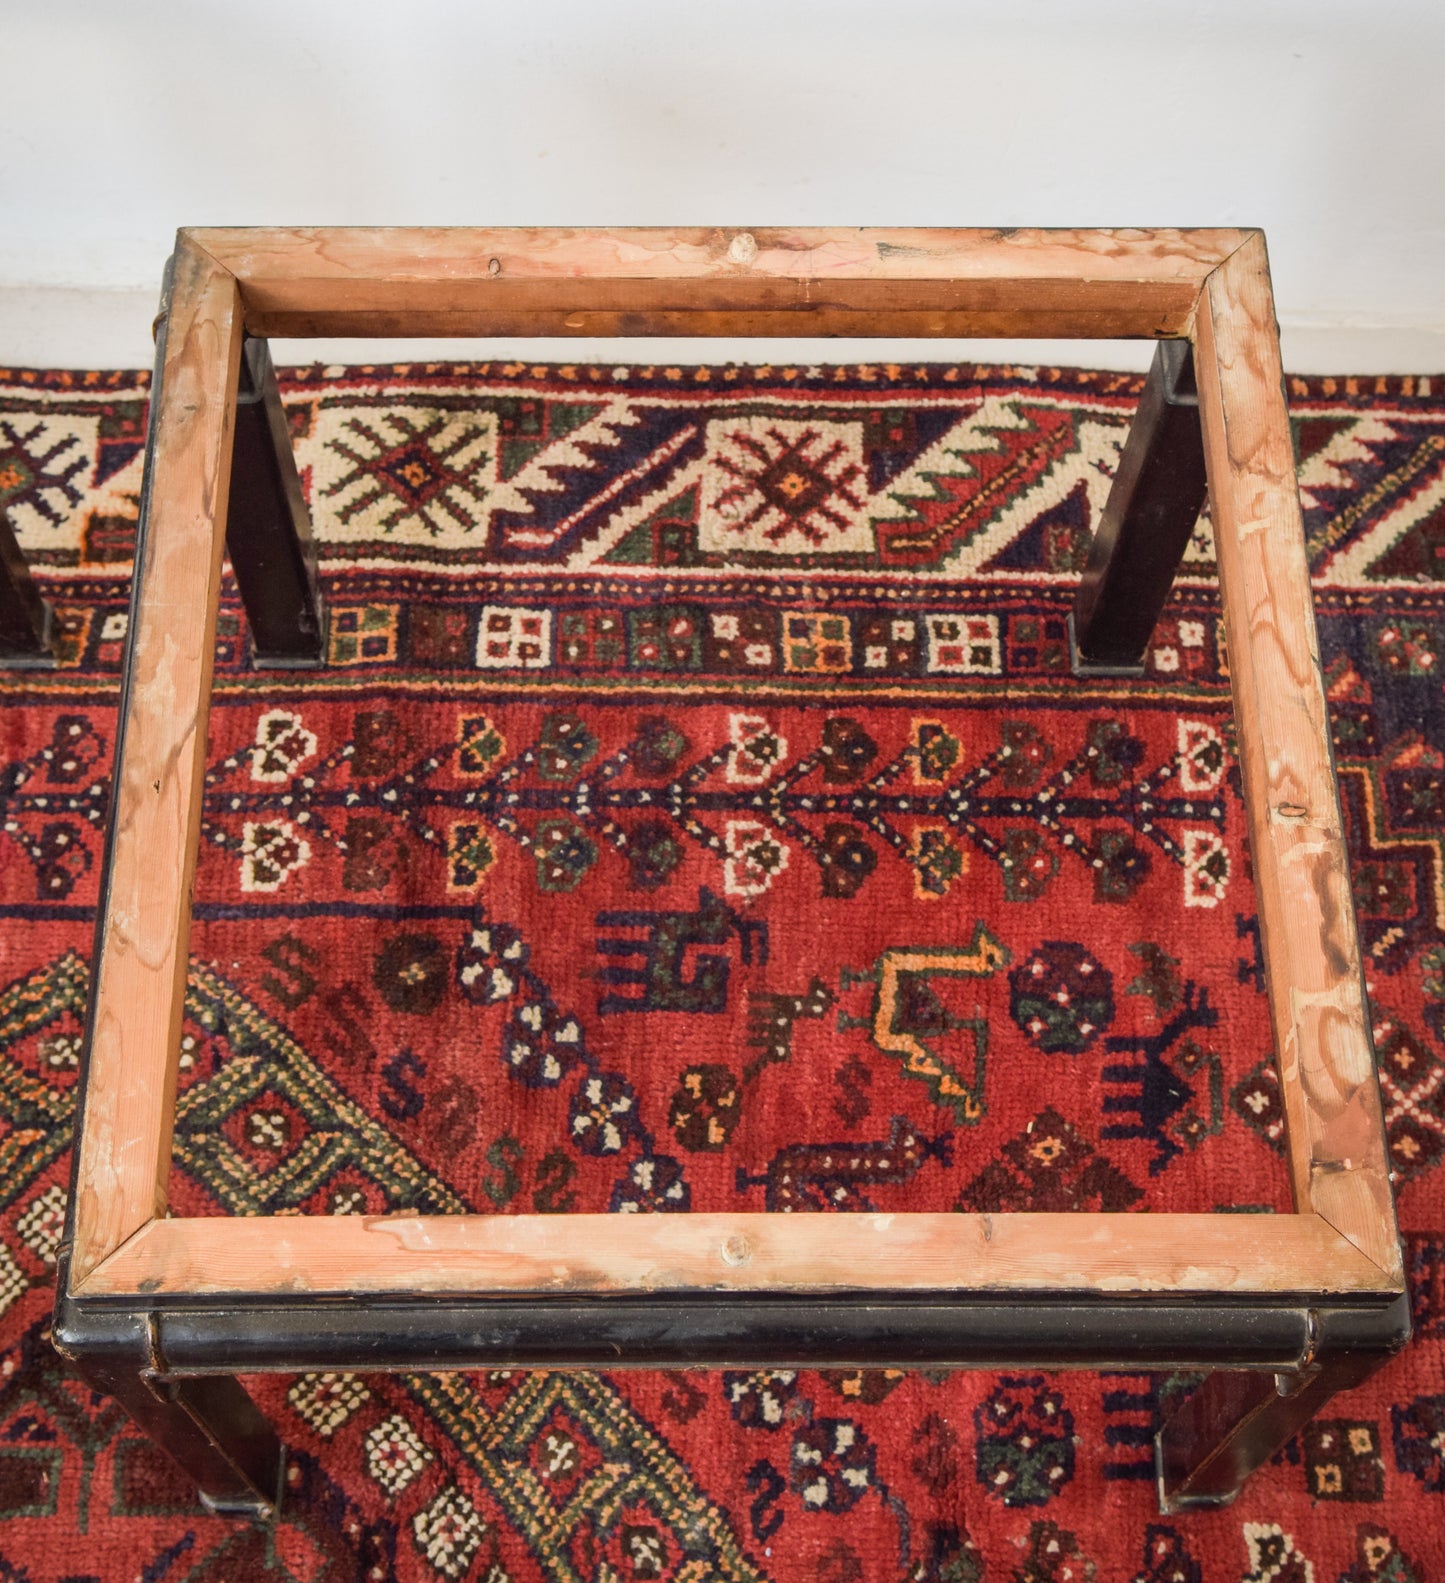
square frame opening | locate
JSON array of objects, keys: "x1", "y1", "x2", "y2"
[{"x1": 64, "y1": 227, "x2": 1402, "y2": 1335}]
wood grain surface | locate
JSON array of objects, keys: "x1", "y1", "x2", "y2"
[
  {"x1": 1194, "y1": 232, "x2": 1402, "y2": 1281},
  {"x1": 187, "y1": 226, "x2": 1253, "y2": 340},
  {"x1": 69, "y1": 241, "x2": 244, "y2": 1286},
  {"x1": 76, "y1": 1210, "x2": 1392, "y2": 1300}
]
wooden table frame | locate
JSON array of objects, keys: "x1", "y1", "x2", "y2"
[{"x1": 53, "y1": 227, "x2": 1408, "y2": 1518}]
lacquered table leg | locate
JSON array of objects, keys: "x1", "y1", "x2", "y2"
[{"x1": 1070, "y1": 340, "x2": 1208, "y2": 675}]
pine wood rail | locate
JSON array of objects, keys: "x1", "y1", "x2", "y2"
[
  {"x1": 188, "y1": 225, "x2": 1251, "y2": 339},
  {"x1": 75, "y1": 1210, "x2": 1392, "y2": 1301}
]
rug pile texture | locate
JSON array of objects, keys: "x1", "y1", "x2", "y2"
[{"x1": 0, "y1": 358, "x2": 1443, "y2": 1580}]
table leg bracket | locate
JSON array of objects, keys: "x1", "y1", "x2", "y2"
[
  {"x1": 1154, "y1": 1294, "x2": 1410, "y2": 1512},
  {"x1": 53, "y1": 1269, "x2": 285, "y2": 1520}
]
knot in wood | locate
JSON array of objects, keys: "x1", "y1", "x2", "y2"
[{"x1": 720, "y1": 1233, "x2": 753, "y2": 1267}]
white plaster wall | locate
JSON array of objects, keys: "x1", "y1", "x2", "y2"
[{"x1": 1, "y1": 0, "x2": 1442, "y2": 370}]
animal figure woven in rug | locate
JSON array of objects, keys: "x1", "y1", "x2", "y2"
[{"x1": 0, "y1": 359, "x2": 1443, "y2": 1580}]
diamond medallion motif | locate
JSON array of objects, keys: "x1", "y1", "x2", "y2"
[
  {"x1": 700, "y1": 417, "x2": 870, "y2": 555},
  {"x1": 303, "y1": 405, "x2": 500, "y2": 548}
]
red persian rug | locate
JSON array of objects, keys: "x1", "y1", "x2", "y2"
[{"x1": 0, "y1": 358, "x2": 1443, "y2": 1581}]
